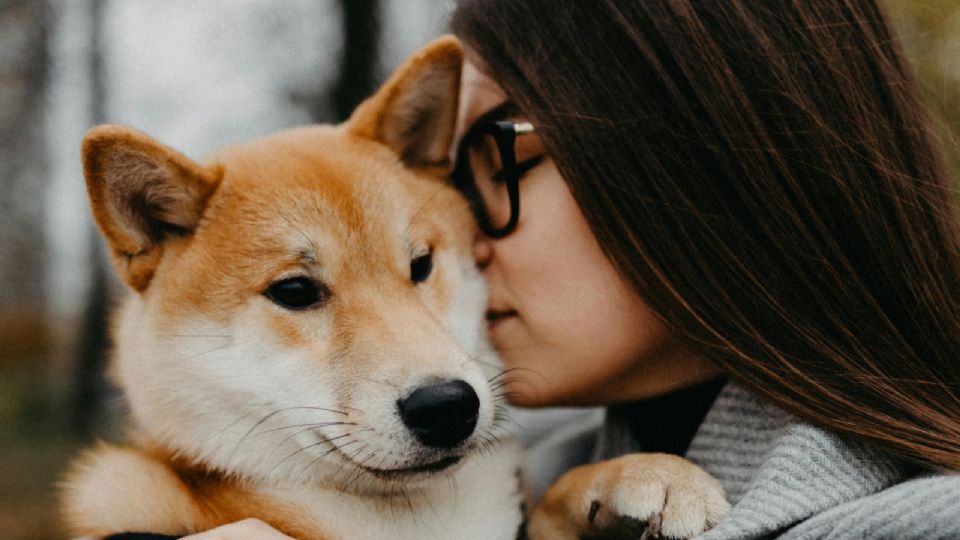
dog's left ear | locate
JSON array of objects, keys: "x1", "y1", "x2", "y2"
[{"x1": 348, "y1": 35, "x2": 463, "y2": 169}]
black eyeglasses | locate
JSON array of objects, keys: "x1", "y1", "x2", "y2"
[{"x1": 452, "y1": 119, "x2": 539, "y2": 238}]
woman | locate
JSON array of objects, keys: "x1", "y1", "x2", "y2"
[
  {"x1": 195, "y1": 0, "x2": 960, "y2": 537},
  {"x1": 451, "y1": 0, "x2": 960, "y2": 537}
]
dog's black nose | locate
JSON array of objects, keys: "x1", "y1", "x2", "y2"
[{"x1": 398, "y1": 380, "x2": 480, "y2": 449}]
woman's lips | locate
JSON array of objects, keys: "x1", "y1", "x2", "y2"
[{"x1": 486, "y1": 309, "x2": 518, "y2": 330}]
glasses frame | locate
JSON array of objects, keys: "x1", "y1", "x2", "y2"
[{"x1": 452, "y1": 120, "x2": 535, "y2": 239}]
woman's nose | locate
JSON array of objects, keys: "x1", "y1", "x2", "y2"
[{"x1": 472, "y1": 233, "x2": 493, "y2": 270}]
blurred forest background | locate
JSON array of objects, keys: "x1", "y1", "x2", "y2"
[
  {"x1": 1, "y1": 1, "x2": 448, "y2": 537},
  {"x1": 1, "y1": 1, "x2": 960, "y2": 538}
]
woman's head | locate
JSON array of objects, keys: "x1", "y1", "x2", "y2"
[
  {"x1": 456, "y1": 60, "x2": 716, "y2": 407},
  {"x1": 452, "y1": 0, "x2": 960, "y2": 470}
]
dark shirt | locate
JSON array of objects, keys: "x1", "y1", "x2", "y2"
[{"x1": 606, "y1": 376, "x2": 727, "y2": 456}]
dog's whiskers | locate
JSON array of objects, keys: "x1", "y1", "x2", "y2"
[
  {"x1": 341, "y1": 450, "x2": 378, "y2": 493},
  {"x1": 473, "y1": 426, "x2": 510, "y2": 460},
  {"x1": 494, "y1": 390, "x2": 529, "y2": 404},
  {"x1": 403, "y1": 185, "x2": 446, "y2": 237},
  {"x1": 489, "y1": 370, "x2": 535, "y2": 395},
  {"x1": 209, "y1": 405, "x2": 269, "y2": 444},
  {"x1": 227, "y1": 405, "x2": 353, "y2": 468},
  {"x1": 488, "y1": 424, "x2": 512, "y2": 442},
  {"x1": 486, "y1": 367, "x2": 517, "y2": 383},
  {"x1": 270, "y1": 424, "x2": 350, "y2": 452},
  {"x1": 158, "y1": 333, "x2": 233, "y2": 339},
  {"x1": 490, "y1": 377, "x2": 527, "y2": 394},
  {"x1": 276, "y1": 426, "x2": 375, "y2": 474},
  {"x1": 270, "y1": 432, "x2": 355, "y2": 475},
  {"x1": 492, "y1": 405, "x2": 518, "y2": 430},
  {"x1": 296, "y1": 437, "x2": 361, "y2": 483},
  {"x1": 186, "y1": 343, "x2": 234, "y2": 360},
  {"x1": 254, "y1": 421, "x2": 357, "y2": 438},
  {"x1": 265, "y1": 422, "x2": 363, "y2": 460},
  {"x1": 473, "y1": 433, "x2": 494, "y2": 458},
  {"x1": 330, "y1": 446, "x2": 368, "y2": 486}
]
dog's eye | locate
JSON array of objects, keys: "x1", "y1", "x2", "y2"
[
  {"x1": 264, "y1": 277, "x2": 329, "y2": 310},
  {"x1": 410, "y1": 251, "x2": 433, "y2": 284}
]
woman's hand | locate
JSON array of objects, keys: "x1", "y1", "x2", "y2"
[{"x1": 181, "y1": 518, "x2": 294, "y2": 539}]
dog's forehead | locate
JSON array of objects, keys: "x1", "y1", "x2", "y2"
[{"x1": 199, "y1": 127, "x2": 439, "y2": 255}]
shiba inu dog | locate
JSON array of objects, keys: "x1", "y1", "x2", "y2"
[
  {"x1": 61, "y1": 34, "x2": 729, "y2": 540},
  {"x1": 61, "y1": 37, "x2": 523, "y2": 539}
]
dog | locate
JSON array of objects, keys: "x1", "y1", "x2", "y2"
[
  {"x1": 62, "y1": 36, "x2": 523, "y2": 539},
  {"x1": 62, "y1": 35, "x2": 728, "y2": 539}
]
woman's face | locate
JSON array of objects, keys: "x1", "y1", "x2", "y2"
[{"x1": 456, "y1": 57, "x2": 716, "y2": 407}]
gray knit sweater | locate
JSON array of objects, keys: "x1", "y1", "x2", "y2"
[{"x1": 521, "y1": 382, "x2": 960, "y2": 539}]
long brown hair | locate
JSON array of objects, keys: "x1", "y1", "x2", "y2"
[{"x1": 452, "y1": 0, "x2": 960, "y2": 471}]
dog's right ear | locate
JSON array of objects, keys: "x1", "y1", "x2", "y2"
[
  {"x1": 82, "y1": 125, "x2": 221, "y2": 291},
  {"x1": 347, "y1": 35, "x2": 463, "y2": 171}
]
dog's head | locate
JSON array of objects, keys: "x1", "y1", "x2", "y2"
[{"x1": 83, "y1": 37, "x2": 503, "y2": 491}]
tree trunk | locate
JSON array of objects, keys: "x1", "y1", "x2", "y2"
[
  {"x1": 329, "y1": 0, "x2": 380, "y2": 122},
  {"x1": 0, "y1": 0, "x2": 51, "y2": 361}
]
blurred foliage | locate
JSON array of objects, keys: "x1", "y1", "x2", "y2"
[
  {"x1": 884, "y1": 0, "x2": 960, "y2": 175},
  {"x1": 1, "y1": 345, "x2": 73, "y2": 540}
]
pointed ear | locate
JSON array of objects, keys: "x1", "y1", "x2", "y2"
[
  {"x1": 348, "y1": 35, "x2": 463, "y2": 169},
  {"x1": 82, "y1": 125, "x2": 221, "y2": 291}
]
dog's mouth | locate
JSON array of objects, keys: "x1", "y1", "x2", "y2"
[{"x1": 361, "y1": 455, "x2": 462, "y2": 479}]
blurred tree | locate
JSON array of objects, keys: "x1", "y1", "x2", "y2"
[
  {"x1": 325, "y1": 0, "x2": 381, "y2": 122},
  {"x1": 884, "y1": 0, "x2": 960, "y2": 172},
  {"x1": 70, "y1": 0, "x2": 113, "y2": 438},
  {"x1": 0, "y1": 0, "x2": 51, "y2": 361},
  {"x1": 292, "y1": 0, "x2": 381, "y2": 123}
]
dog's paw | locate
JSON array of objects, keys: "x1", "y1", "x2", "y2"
[{"x1": 527, "y1": 453, "x2": 729, "y2": 540}]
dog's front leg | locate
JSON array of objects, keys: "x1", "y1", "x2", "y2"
[{"x1": 526, "y1": 453, "x2": 729, "y2": 540}]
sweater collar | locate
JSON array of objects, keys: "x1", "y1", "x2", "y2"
[{"x1": 686, "y1": 383, "x2": 911, "y2": 538}]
